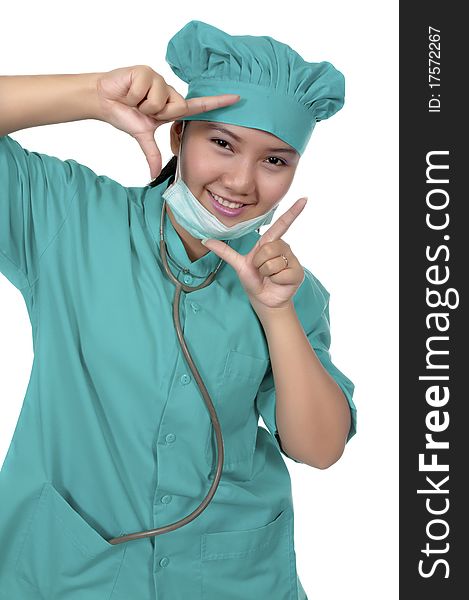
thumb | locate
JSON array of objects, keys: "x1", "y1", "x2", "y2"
[
  {"x1": 201, "y1": 238, "x2": 243, "y2": 271},
  {"x1": 133, "y1": 131, "x2": 162, "y2": 180}
]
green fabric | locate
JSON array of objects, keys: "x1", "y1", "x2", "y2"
[
  {"x1": 0, "y1": 134, "x2": 356, "y2": 599},
  {"x1": 166, "y1": 20, "x2": 345, "y2": 155}
]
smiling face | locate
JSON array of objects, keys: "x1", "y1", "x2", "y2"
[{"x1": 169, "y1": 120, "x2": 300, "y2": 226}]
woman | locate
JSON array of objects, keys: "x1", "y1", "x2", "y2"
[{"x1": 0, "y1": 20, "x2": 357, "y2": 600}]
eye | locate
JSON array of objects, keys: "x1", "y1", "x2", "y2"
[
  {"x1": 211, "y1": 138, "x2": 231, "y2": 150},
  {"x1": 266, "y1": 156, "x2": 287, "y2": 167},
  {"x1": 210, "y1": 138, "x2": 287, "y2": 167}
]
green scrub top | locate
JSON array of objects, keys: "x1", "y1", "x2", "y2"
[{"x1": 0, "y1": 134, "x2": 357, "y2": 600}]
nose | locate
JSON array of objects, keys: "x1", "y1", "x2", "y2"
[{"x1": 219, "y1": 161, "x2": 256, "y2": 198}]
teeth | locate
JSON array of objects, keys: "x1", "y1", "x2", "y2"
[{"x1": 210, "y1": 191, "x2": 244, "y2": 209}]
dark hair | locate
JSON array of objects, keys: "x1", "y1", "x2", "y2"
[
  {"x1": 148, "y1": 154, "x2": 177, "y2": 188},
  {"x1": 148, "y1": 119, "x2": 189, "y2": 188}
]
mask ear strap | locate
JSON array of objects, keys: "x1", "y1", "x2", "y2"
[{"x1": 174, "y1": 120, "x2": 186, "y2": 183}]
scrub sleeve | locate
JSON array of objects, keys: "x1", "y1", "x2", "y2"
[{"x1": 0, "y1": 134, "x2": 80, "y2": 293}]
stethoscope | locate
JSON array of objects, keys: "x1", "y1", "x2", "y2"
[{"x1": 108, "y1": 171, "x2": 230, "y2": 546}]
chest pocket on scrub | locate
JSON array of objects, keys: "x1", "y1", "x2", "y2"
[{"x1": 205, "y1": 349, "x2": 269, "y2": 481}]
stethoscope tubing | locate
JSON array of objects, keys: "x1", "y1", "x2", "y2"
[{"x1": 107, "y1": 199, "x2": 226, "y2": 545}]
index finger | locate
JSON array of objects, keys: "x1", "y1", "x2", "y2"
[
  {"x1": 154, "y1": 88, "x2": 240, "y2": 122},
  {"x1": 259, "y1": 198, "x2": 308, "y2": 243},
  {"x1": 183, "y1": 94, "x2": 241, "y2": 117}
]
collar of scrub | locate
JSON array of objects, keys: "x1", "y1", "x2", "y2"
[{"x1": 143, "y1": 177, "x2": 246, "y2": 279}]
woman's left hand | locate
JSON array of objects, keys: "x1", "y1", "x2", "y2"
[{"x1": 201, "y1": 197, "x2": 308, "y2": 314}]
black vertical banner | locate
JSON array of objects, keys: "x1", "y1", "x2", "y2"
[{"x1": 400, "y1": 4, "x2": 466, "y2": 597}]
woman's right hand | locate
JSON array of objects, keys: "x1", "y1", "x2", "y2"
[{"x1": 96, "y1": 65, "x2": 240, "y2": 180}]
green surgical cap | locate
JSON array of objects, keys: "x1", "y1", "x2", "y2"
[{"x1": 165, "y1": 20, "x2": 345, "y2": 156}]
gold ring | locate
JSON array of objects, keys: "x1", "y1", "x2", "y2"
[{"x1": 281, "y1": 254, "x2": 289, "y2": 268}]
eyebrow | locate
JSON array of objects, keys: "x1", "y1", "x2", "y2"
[{"x1": 205, "y1": 123, "x2": 298, "y2": 155}]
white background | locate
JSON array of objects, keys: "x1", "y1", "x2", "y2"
[{"x1": 1, "y1": 1, "x2": 398, "y2": 598}]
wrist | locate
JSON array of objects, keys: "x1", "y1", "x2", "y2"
[
  {"x1": 251, "y1": 299, "x2": 295, "y2": 324},
  {"x1": 86, "y1": 72, "x2": 106, "y2": 121}
]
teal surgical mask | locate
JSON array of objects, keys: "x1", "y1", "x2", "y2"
[{"x1": 162, "y1": 123, "x2": 280, "y2": 241}]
